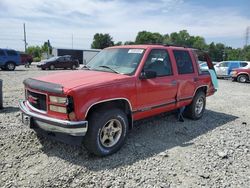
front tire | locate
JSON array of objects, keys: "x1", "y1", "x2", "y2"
[
  {"x1": 237, "y1": 75, "x2": 248, "y2": 83},
  {"x1": 83, "y1": 108, "x2": 129, "y2": 156},
  {"x1": 184, "y1": 91, "x2": 206, "y2": 120}
]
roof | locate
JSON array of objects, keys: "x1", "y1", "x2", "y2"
[{"x1": 107, "y1": 44, "x2": 190, "y2": 50}]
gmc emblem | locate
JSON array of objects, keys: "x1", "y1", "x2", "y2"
[{"x1": 28, "y1": 95, "x2": 38, "y2": 104}]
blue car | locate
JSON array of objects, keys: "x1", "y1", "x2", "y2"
[
  {"x1": 0, "y1": 48, "x2": 22, "y2": 71},
  {"x1": 214, "y1": 61, "x2": 250, "y2": 77}
]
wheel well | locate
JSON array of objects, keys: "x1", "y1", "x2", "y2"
[
  {"x1": 86, "y1": 100, "x2": 133, "y2": 129},
  {"x1": 5, "y1": 61, "x2": 16, "y2": 66},
  {"x1": 195, "y1": 86, "x2": 207, "y2": 95},
  {"x1": 237, "y1": 74, "x2": 249, "y2": 79}
]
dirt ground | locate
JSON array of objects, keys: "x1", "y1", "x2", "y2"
[{"x1": 0, "y1": 65, "x2": 249, "y2": 187}]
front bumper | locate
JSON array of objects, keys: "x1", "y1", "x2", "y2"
[{"x1": 19, "y1": 100, "x2": 88, "y2": 136}]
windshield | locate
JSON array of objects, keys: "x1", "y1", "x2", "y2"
[
  {"x1": 86, "y1": 48, "x2": 145, "y2": 75},
  {"x1": 48, "y1": 56, "x2": 59, "y2": 61}
]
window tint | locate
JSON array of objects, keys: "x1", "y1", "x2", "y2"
[
  {"x1": 240, "y1": 62, "x2": 248, "y2": 67},
  {"x1": 174, "y1": 50, "x2": 194, "y2": 74},
  {"x1": 65, "y1": 56, "x2": 71, "y2": 61},
  {"x1": 220, "y1": 62, "x2": 229, "y2": 67},
  {"x1": 6, "y1": 50, "x2": 17, "y2": 56},
  {"x1": 0, "y1": 50, "x2": 5, "y2": 56},
  {"x1": 144, "y1": 49, "x2": 172, "y2": 76}
]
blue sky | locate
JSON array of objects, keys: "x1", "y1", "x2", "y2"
[{"x1": 0, "y1": 0, "x2": 250, "y2": 51}]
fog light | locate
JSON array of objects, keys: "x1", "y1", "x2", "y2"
[
  {"x1": 68, "y1": 112, "x2": 76, "y2": 121},
  {"x1": 49, "y1": 105, "x2": 67, "y2": 113}
]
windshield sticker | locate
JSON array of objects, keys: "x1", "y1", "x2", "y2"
[{"x1": 128, "y1": 49, "x2": 144, "y2": 54}]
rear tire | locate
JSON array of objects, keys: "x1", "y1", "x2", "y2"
[
  {"x1": 83, "y1": 108, "x2": 129, "y2": 156},
  {"x1": 184, "y1": 91, "x2": 206, "y2": 120},
  {"x1": 5, "y1": 62, "x2": 16, "y2": 71},
  {"x1": 237, "y1": 75, "x2": 248, "y2": 83}
]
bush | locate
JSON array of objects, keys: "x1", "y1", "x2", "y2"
[{"x1": 33, "y1": 57, "x2": 41, "y2": 62}]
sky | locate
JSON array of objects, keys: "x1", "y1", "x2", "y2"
[{"x1": 0, "y1": 0, "x2": 250, "y2": 51}]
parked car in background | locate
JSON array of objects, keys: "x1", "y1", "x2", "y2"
[
  {"x1": 214, "y1": 61, "x2": 250, "y2": 78},
  {"x1": 37, "y1": 55, "x2": 79, "y2": 70},
  {"x1": 231, "y1": 67, "x2": 250, "y2": 83},
  {"x1": 0, "y1": 48, "x2": 22, "y2": 71},
  {"x1": 20, "y1": 53, "x2": 33, "y2": 65}
]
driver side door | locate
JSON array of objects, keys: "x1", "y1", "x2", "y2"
[{"x1": 135, "y1": 49, "x2": 178, "y2": 117}]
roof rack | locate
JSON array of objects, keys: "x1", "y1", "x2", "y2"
[{"x1": 146, "y1": 43, "x2": 189, "y2": 48}]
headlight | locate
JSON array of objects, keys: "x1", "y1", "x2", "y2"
[
  {"x1": 49, "y1": 105, "x2": 67, "y2": 113},
  {"x1": 230, "y1": 71, "x2": 236, "y2": 75},
  {"x1": 49, "y1": 96, "x2": 68, "y2": 104}
]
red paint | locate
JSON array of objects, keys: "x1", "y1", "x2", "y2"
[{"x1": 24, "y1": 45, "x2": 216, "y2": 122}]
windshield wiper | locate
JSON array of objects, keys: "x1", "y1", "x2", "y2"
[{"x1": 97, "y1": 65, "x2": 120, "y2": 74}]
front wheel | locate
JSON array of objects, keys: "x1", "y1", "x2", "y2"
[
  {"x1": 237, "y1": 75, "x2": 248, "y2": 83},
  {"x1": 184, "y1": 91, "x2": 206, "y2": 120},
  {"x1": 83, "y1": 108, "x2": 129, "y2": 156}
]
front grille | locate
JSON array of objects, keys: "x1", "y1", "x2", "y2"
[{"x1": 27, "y1": 90, "x2": 47, "y2": 111}]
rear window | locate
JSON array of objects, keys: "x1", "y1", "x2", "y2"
[
  {"x1": 6, "y1": 50, "x2": 18, "y2": 56},
  {"x1": 173, "y1": 50, "x2": 194, "y2": 74},
  {"x1": 240, "y1": 62, "x2": 248, "y2": 67}
]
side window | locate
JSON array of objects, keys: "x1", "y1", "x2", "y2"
[
  {"x1": 6, "y1": 50, "x2": 17, "y2": 56},
  {"x1": 220, "y1": 62, "x2": 229, "y2": 67},
  {"x1": 144, "y1": 49, "x2": 172, "y2": 77},
  {"x1": 0, "y1": 50, "x2": 5, "y2": 56},
  {"x1": 240, "y1": 62, "x2": 248, "y2": 67},
  {"x1": 173, "y1": 50, "x2": 194, "y2": 74}
]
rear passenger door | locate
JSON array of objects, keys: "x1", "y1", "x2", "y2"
[{"x1": 172, "y1": 49, "x2": 196, "y2": 105}]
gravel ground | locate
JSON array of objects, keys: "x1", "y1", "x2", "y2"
[{"x1": 0, "y1": 65, "x2": 249, "y2": 188}]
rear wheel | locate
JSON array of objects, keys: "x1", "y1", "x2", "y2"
[
  {"x1": 71, "y1": 64, "x2": 76, "y2": 70},
  {"x1": 83, "y1": 108, "x2": 129, "y2": 156},
  {"x1": 237, "y1": 75, "x2": 248, "y2": 83},
  {"x1": 49, "y1": 64, "x2": 55, "y2": 70},
  {"x1": 5, "y1": 62, "x2": 16, "y2": 71},
  {"x1": 184, "y1": 91, "x2": 206, "y2": 120}
]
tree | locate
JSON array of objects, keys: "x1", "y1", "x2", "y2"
[
  {"x1": 124, "y1": 41, "x2": 135, "y2": 45},
  {"x1": 41, "y1": 40, "x2": 52, "y2": 54},
  {"x1": 91, "y1": 33, "x2": 114, "y2": 49},
  {"x1": 135, "y1": 31, "x2": 163, "y2": 44},
  {"x1": 26, "y1": 46, "x2": 41, "y2": 58}
]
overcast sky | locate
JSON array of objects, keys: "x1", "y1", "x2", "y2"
[{"x1": 0, "y1": 0, "x2": 250, "y2": 51}]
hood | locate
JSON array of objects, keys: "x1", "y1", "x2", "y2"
[{"x1": 36, "y1": 70, "x2": 130, "y2": 91}]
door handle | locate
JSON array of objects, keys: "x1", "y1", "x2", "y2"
[
  {"x1": 171, "y1": 80, "x2": 177, "y2": 86},
  {"x1": 194, "y1": 77, "x2": 198, "y2": 82}
]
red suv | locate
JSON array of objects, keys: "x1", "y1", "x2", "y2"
[{"x1": 19, "y1": 45, "x2": 217, "y2": 156}]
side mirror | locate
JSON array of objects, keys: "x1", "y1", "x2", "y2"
[{"x1": 140, "y1": 70, "x2": 157, "y2": 79}]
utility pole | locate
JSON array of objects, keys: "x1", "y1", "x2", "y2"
[
  {"x1": 23, "y1": 23, "x2": 28, "y2": 52},
  {"x1": 245, "y1": 26, "x2": 250, "y2": 47},
  {"x1": 71, "y1": 34, "x2": 73, "y2": 49}
]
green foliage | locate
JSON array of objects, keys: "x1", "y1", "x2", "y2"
[
  {"x1": 91, "y1": 33, "x2": 114, "y2": 49},
  {"x1": 26, "y1": 46, "x2": 41, "y2": 58},
  {"x1": 26, "y1": 41, "x2": 53, "y2": 60},
  {"x1": 135, "y1": 31, "x2": 163, "y2": 44},
  {"x1": 33, "y1": 57, "x2": 41, "y2": 62}
]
